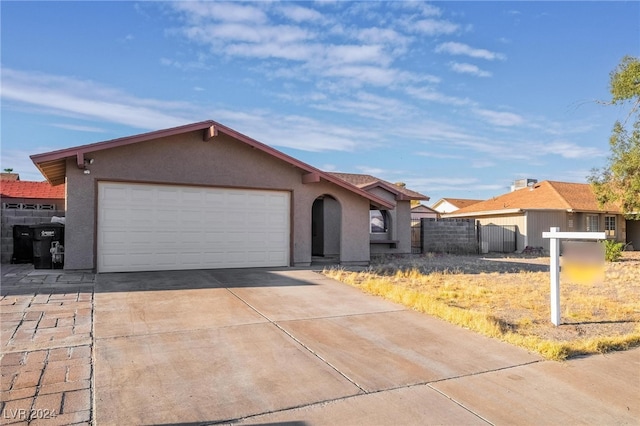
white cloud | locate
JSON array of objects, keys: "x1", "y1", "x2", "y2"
[
  {"x1": 354, "y1": 27, "x2": 412, "y2": 47},
  {"x1": 183, "y1": 23, "x2": 312, "y2": 45},
  {"x1": 472, "y1": 159, "x2": 496, "y2": 168},
  {"x1": 450, "y1": 62, "x2": 492, "y2": 77},
  {"x1": 1, "y1": 69, "x2": 195, "y2": 130},
  {"x1": 278, "y1": 4, "x2": 324, "y2": 23},
  {"x1": 392, "y1": 1, "x2": 442, "y2": 17},
  {"x1": 411, "y1": 19, "x2": 460, "y2": 35},
  {"x1": 171, "y1": 2, "x2": 268, "y2": 24},
  {"x1": 405, "y1": 176, "x2": 505, "y2": 193},
  {"x1": 405, "y1": 86, "x2": 473, "y2": 106},
  {"x1": 473, "y1": 108, "x2": 524, "y2": 126},
  {"x1": 327, "y1": 44, "x2": 389, "y2": 66},
  {"x1": 210, "y1": 109, "x2": 374, "y2": 152},
  {"x1": 415, "y1": 152, "x2": 463, "y2": 159},
  {"x1": 50, "y1": 123, "x2": 106, "y2": 133},
  {"x1": 435, "y1": 41, "x2": 505, "y2": 60},
  {"x1": 539, "y1": 141, "x2": 606, "y2": 159},
  {"x1": 311, "y1": 91, "x2": 411, "y2": 120}
]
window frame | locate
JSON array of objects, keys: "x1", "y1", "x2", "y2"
[
  {"x1": 604, "y1": 215, "x2": 616, "y2": 238},
  {"x1": 370, "y1": 209, "x2": 389, "y2": 234},
  {"x1": 585, "y1": 214, "x2": 599, "y2": 232}
]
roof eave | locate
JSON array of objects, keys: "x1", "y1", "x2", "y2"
[
  {"x1": 30, "y1": 120, "x2": 395, "y2": 209},
  {"x1": 358, "y1": 181, "x2": 429, "y2": 202}
]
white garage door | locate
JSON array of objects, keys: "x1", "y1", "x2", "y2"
[{"x1": 97, "y1": 182, "x2": 290, "y2": 272}]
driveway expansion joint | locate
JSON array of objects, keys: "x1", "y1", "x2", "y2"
[{"x1": 225, "y1": 287, "x2": 369, "y2": 394}]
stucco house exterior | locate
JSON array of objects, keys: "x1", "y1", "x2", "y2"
[
  {"x1": 30, "y1": 120, "x2": 427, "y2": 272},
  {"x1": 431, "y1": 198, "x2": 482, "y2": 214},
  {"x1": 442, "y1": 180, "x2": 627, "y2": 253}
]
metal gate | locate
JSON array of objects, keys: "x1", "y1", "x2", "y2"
[
  {"x1": 411, "y1": 218, "x2": 422, "y2": 254},
  {"x1": 479, "y1": 224, "x2": 517, "y2": 253}
]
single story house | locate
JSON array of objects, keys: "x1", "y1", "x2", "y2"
[
  {"x1": 30, "y1": 120, "x2": 428, "y2": 272},
  {"x1": 442, "y1": 180, "x2": 628, "y2": 253},
  {"x1": 411, "y1": 204, "x2": 439, "y2": 221},
  {"x1": 431, "y1": 198, "x2": 482, "y2": 214}
]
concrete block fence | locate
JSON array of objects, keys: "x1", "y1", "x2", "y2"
[
  {"x1": 421, "y1": 218, "x2": 478, "y2": 254},
  {"x1": 1, "y1": 209, "x2": 65, "y2": 264}
]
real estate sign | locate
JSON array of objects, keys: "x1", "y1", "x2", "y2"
[{"x1": 542, "y1": 228, "x2": 606, "y2": 326}]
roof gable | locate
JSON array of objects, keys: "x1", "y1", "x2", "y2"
[
  {"x1": 432, "y1": 198, "x2": 483, "y2": 210},
  {"x1": 0, "y1": 181, "x2": 65, "y2": 200},
  {"x1": 329, "y1": 173, "x2": 429, "y2": 201},
  {"x1": 411, "y1": 204, "x2": 438, "y2": 213},
  {"x1": 30, "y1": 120, "x2": 395, "y2": 209}
]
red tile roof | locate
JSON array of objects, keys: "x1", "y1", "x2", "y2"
[
  {"x1": 447, "y1": 181, "x2": 622, "y2": 216},
  {"x1": 0, "y1": 181, "x2": 65, "y2": 200}
]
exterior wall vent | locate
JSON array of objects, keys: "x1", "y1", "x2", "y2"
[{"x1": 2, "y1": 203, "x2": 57, "y2": 210}]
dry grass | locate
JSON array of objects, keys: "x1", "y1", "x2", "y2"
[{"x1": 324, "y1": 252, "x2": 640, "y2": 361}]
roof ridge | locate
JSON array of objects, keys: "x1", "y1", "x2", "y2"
[{"x1": 544, "y1": 180, "x2": 578, "y2": 210}]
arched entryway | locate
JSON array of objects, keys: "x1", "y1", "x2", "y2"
[{"x1": 311, "y1": 195, "x2": 341, "y2": 263}]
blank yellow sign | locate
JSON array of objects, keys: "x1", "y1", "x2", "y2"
[{"x1": 561, "y1": 242, "x2": 605, "y2": 285}]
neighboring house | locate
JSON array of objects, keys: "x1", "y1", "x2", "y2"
[
  {"x1": 0, "y1": 174, "x2": 66, "y2": 263},
  {"x1": 30, "y1": 120, "x2": 428, "y2": 272},
  {"x1": 442, "y1": 180, "x2": 627, "y2": 253},
  {"x1": 1, "y1": 174, "x2": 65, "y2": 210},
  {"x1": 411, "y1": 204, "x2": 439, "y2": 220},
  {"x1": 431, "y1": 198, "x2": 482, "y2": 214}
]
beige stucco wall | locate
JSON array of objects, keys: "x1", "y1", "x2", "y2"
[{"x1": 64, "y1": 130, "x2": 371, "y2": 270}]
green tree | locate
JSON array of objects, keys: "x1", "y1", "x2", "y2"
[{"x1": 589, "y1": 56, "x2": 640, "y2": 219}]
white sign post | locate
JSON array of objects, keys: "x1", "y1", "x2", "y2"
[{"x1": 542, "y1": 227, "x2": 606, "y2": 326}]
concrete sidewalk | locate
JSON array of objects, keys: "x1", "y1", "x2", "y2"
[{"x1": 91, "y1": 268, "x2": 640, "y2": 425}]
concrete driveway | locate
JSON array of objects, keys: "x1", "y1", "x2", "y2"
[{"x1": 94, "y1": 268, "x2": 639, "y2": 425}]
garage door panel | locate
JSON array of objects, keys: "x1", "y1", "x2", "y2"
[{"x1": 98, "y1": 183, "x2": 290, "y2": 272}]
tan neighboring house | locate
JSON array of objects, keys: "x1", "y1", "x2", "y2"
[
  {"x1": 431, "y1": 198, "x2": 482, "y2": 214},
  {"x1": 411, "y1": 204, "x2": 439, "y2": 220},
  {"x1": 29, "y1": 120, "x2": 428, "y2": 272},
  {"x1": 442, "y1": 180, "x2": 627, "y2": 253}
]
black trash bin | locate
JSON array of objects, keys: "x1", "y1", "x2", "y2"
[
  {"x1": 12, "y1": 225, "x2": 34, "y2": 264},
  {"x1": 30, "y1": 223, "x2": 65, "y2": 269}
]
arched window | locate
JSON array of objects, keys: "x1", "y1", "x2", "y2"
[{"x1": 370, "y1": 210, "x2": 388, "y2": 233}]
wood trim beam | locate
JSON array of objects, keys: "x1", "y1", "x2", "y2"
[
  {"x1": 76, "y1": 151, "x2": 85, "y2": 169},
  {"x1": 302, "y1": 172, "x2": 321, "y2": 184},
  {"x1": 203, "y1": 125, "x2": 218, "y2": 141}
]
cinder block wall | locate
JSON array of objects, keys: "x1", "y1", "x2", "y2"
[
  {"x1": 421, "y1": 218, "x2": 478, "y2": 254},
  {"x1": 1, "y1": 209, "x2": 65, "y2": 263}
]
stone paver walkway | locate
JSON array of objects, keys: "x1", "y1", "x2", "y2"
[{"x1": 1, "y1": 264, "x2": 94, "y2": 425}]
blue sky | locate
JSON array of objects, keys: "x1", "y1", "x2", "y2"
[{"x1": 2, "y1": 1, "x2": 639, "y2": 205}]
